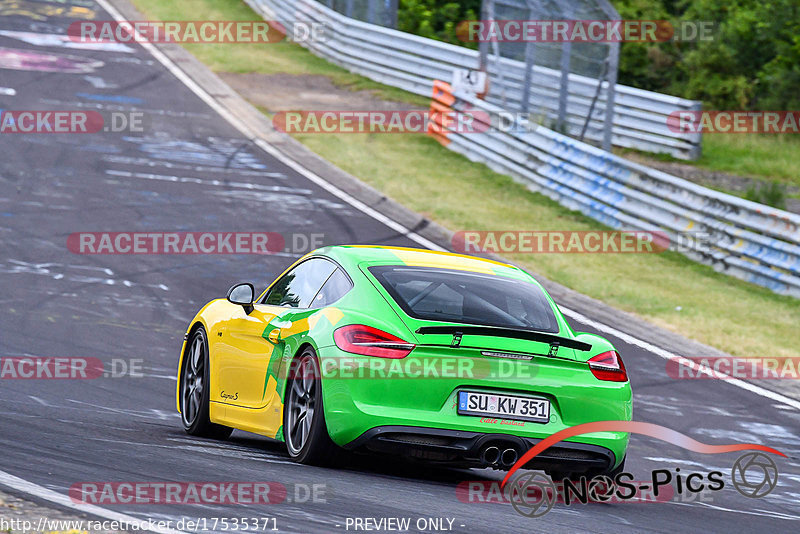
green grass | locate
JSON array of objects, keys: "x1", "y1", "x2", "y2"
[
  {"x1": 700, "y1": 135, "x2": 800, "y2": 186},
  {"x1": 130, "y1": 0, "x2": 428, "y2": 106},
  {"x1": 131, "y1": 0, "x2": 800, "y2": 359},
  {"x1": 622, "y1": 134, "x2": 800, "y2": 189}
]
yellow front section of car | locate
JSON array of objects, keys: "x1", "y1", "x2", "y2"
[
  {"x1": 177, "y1": 296, "x2": 348, "y2": 441},
  {"x1": 176, "y1": 299, "x2": 285, "y2": 438}
]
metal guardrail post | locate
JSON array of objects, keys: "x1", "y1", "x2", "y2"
[
  {"x1": 385, "y1": 0, "x2": 398, "y2": 28},
  {"x1": 556, "y1": 3, "x2": 573, "y2": 135},
  {"x1": 580, "y1": 57, "x2": 607, "y2": 142},
  {"x1": 557, "y1": 42, "x2": 572, "y2": 133},
  {"x1": 602, "y1": 41, "x2": 620, "y2": 152},
  {"x1": 686, "y1": 100, "x2": 703, "y2": 160},
  {"x1": 478, "y1": 0, "x2": 492, "y2": 72},
  {"x1": 519, "y1": 2, "x2": 537, "y2": 115}
]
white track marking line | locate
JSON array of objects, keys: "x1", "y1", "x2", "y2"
[
  {"x1": 561, "y1": 307, "x2": 800, "y2": 411},
  {"x1": 93, "y1": 0, "x2": 800, "y2": 413},
  {"x1": 0, "y1": 470, "x2": 184, "y2": 534}
]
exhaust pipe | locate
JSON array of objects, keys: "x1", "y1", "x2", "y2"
[
  {"x1": 481, "y1": 446, "x2": 500, "y2": 465},
  {"x1": 501, "y1": 448, "x2": 518, "y2": 467}
]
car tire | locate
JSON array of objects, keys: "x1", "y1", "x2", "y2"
[
  {"x1": 180, "y1": 327, "x2": 233, "y2": 440},
  {"x1": 283, "y1": 347, "x2": 339, "y2": 465}
]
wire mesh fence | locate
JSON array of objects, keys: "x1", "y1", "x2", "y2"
[
  {"x1": 321, "y1": 0, "x2": 398, "y2": 28},
  {"x1": 478, "y1": 0, "x2": 620, "y2": 151}
]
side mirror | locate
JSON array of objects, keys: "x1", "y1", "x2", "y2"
[{"x1": 227, "y1": 283, "x2": 255, "y2": 314}]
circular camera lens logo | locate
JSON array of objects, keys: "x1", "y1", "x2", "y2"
[
  {"x1": 587, "y1": 475, "x2": 616, "y2": 502},
  {"x1": 506, "y1": 472, "x2": 557, "y2": 517},
  {"x1": 731, "y1": 452, "x2": 778, "y2": 498}
]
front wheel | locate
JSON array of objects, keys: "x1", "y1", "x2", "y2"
[
  {"x1": 283, "y1": 347, "x2": 338, "y2": 465},
  {"x1": 180, "y1": 327, "x2": 233, "y2": 440}
]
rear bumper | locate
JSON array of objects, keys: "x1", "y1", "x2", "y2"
[
  {"x1": 317, "y1": 345, "x2": 632, "y2": 469},
  {"x1": 345, "y1": 426, "x2": 616, "y2": 473}
]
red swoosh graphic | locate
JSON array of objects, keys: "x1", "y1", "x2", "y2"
[{"x1": 501, "y1": 420, "x2": 785, "y2": 488}]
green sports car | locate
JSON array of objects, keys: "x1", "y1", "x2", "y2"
[{"x1": 176, "y1": 245, "x2": 632, "y2": 478}]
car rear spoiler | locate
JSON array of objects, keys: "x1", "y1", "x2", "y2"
[{"x1": 415, "y1": 325, "x2": 592, "y2": 353}]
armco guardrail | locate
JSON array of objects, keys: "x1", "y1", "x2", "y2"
[
  {"x1": 429, "y1": 81, "x2": 800, "y2": 297},
  {"x1": 245, "y1": 0, "x2": 800, "y2": 296},
  {"x1": 245, "y1": 0, "x2": 702, "y2": 159}
]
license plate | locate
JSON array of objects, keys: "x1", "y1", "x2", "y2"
[{"x1": 457, "y1": 391, "x2": 550, "y2": 423}]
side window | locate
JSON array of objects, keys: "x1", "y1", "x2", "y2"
[
  {"x1": 310, "y1": 268, "x2": 352, "y2": 308},
  {"x1": 263, "y1": 258, "x2": 336, "y2": 308}
]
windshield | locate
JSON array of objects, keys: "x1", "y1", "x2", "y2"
[{"x1": 369, "y1": 265, "x2": 559, "y2": 333}]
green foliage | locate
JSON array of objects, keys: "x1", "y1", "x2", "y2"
[
  {"x1": 612, "y1": 0, "x2": 800, "y2": 109},
  {"x1": 398, "y1": 0, "x2": 800, "y2": 110},
  {"x1": 397, "y1": 0, "x2": 480, "y2": 48}
]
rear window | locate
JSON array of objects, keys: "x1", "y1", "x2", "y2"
[{"x1": 368, "y1": 265, "x2": 559, "y2": 333}]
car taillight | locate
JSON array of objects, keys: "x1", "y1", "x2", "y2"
[
  {"x1": 588, "y1": 351, "x2": 628, "y2": 382},
  {"x1": 333, "y1": 324, "x2": 415, "y2": 359}
]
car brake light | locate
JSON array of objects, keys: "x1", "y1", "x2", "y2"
[
  {"x1": 588, "y1": 351, "x2": 628, "y2": 382},
  {"x1": 333, "y1": 324, "x2": 415, "y2": 359}
]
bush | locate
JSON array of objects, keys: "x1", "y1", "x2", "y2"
[
  {"x1": 397, "y1": 0, "x2": 480, "y2": 47},
  {"x1": 397, "y1": 0, "x2": 800, "y2": 110}
]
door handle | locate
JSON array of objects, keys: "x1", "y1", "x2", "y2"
[{"x1": 267, "y1": 328, "x2": 281, "y2": 344}]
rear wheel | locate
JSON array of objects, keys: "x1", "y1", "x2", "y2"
[
  {"x1": 283, "y1": 347, "x2": 338, "y2": 465},
  {"x1": 180, "y1": 327, "x2": 233, "y2": 439}
]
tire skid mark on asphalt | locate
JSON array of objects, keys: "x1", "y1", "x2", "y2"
[
  {"x1": 105, "y1": 169, "x2": 309, "y2": 194},
  {"x1": 66, "y1": 399, "x2": 176, "y2": 420},
  {"x1": 37, "y1": 98, "x2": 214, "y2": 120},
  {"x1": 0, "y1": 259, "x2": 170, "y2": 291},
  {"x1": 101, "y1": 155, "x2": 287, "y2": 178},
  {"x1": 693, "y1": 501, "x2": 800, "y2": 521},
  {"x1": 79, "y1": 436, "x2": 297, "y2": 466}
]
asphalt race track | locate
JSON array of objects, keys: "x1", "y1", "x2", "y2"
[{"x1": 0, "y1": 2, "x2": 798, "y2": 533}]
